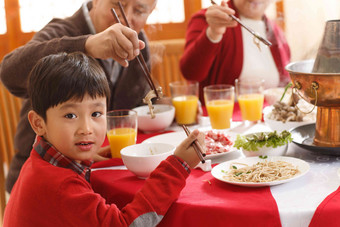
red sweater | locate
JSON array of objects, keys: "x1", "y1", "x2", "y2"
[
  {"x1": 4, "y1": 151, "x2": 189, "y2": 226},
  {"x1": 180, "y1": 1, "x2": 291, "y2": 103}
]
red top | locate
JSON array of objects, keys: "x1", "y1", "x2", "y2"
[
  {"x1": 180, "y1": 0, "x2": 291, "y2": 103},
  {"x1": 4, "y1": 146, "x2": 189, "y2": 226}
]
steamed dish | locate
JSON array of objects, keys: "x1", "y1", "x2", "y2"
[
  {"x1": 267, "y1": 100, "x2": 316, "y2": 123},
  {"x1": 265, "y1": 85, "x2": 317, "y2": 123}
]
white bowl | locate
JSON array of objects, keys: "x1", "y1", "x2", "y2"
[
  {"x1": 133, "y1": 104, "x2": 175, "y2": 133},
  {"x1": 239, "y1": 132, "x2": 289, "y2": 157},
  {"x1": 263, "y1": 106, "x2": 315, "y2": 132},
  {"x1": 242, "y1": 143, "x2": 288, "y2": 157},
  {"x1": 120, "y1": 143, "x2": 175, "y2": 179}
]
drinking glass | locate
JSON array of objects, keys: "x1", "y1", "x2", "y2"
[
  {"x1": 235, "y1": 78, "x2": 264, "y2": 122},
  {"x1": 204, "y1": 84, "x2": 235, "y2": 129},
  {"x1": 169, "y1": 81, "x2": 199, "y2": 125},
  {"x1": 107, "y1": 110, "x2": 137, "y2": 158}
]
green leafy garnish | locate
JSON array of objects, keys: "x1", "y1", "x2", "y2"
[
  {"x1": 235, "y1": 172, "x2": 243, "y2": 176},
  {"x1": 280, "y1": 82, "x2": 292, "y2": 102},
  {"x1": 259, "y1": 155, "x2": 268, "y2": 159},
  {"x1": 232, "y1": 165, "x2": 237, "y2": 169},
  {"x1": 234, "y1": 131, "x2": 293, "y2": 151}
]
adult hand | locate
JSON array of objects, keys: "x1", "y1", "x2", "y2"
[
  {"x1": 205, "y1": 0, "x2": 238, "y2": 41},
  {"x1": 93, "y1": 145, "x2": 111, "y2": 162},
  {"x1": 85, "y1": 23, "x2": 145, "y2": 67}
]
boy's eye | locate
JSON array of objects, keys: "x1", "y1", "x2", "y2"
[
  {"x1": 92, "y1": 112, "x2": 102, "y2": 118},
  {"x1": 65, "y1": 113, "x2": 76, "y2": 119}
]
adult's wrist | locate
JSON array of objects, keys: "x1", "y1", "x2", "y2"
[{"x1": 206, "y1": 27, "x2": 223, "y2": 43}]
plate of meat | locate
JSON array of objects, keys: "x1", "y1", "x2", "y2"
[{"x1": 142, "y1": 129, "x2": 238, "y2": 158}]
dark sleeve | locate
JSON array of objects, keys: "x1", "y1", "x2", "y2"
[{"x1": 0, "y1": 18, "x2": 90, "y2": 98}]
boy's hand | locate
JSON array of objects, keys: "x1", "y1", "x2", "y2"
[
  {"x1": 93, "y1": 145, "x2": 111, "y2": 162},
  {"x1": 174, "y1": 129, "x2": 206, "y2": 169}
]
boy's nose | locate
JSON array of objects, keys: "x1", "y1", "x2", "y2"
[{"x1": 78, "y1": 118, "x2": 93, "y2": 135}]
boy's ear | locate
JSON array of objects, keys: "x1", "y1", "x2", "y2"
[{"x1": 28, "y1": 110, "x2": 46, "y2": 136}]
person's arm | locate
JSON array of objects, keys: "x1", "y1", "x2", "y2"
[
  {"x1": 180, "y1": 4, "x2": 237, "y2": 82},
  {"x1": 0, "y1": 19, "x2": 89, "y2": 98},
  {"x1": 57, "y1": 130, "x2": 203, "y2": 226},
  {"x1": 56, "y1": 155, "x2": 188, "y2": 226}
]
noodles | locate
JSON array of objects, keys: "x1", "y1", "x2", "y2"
[{"x1": 222, "y1": 160, "x2": 300, "y2": 183}]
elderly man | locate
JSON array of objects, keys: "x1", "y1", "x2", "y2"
[{"x1": 0, "y1": 0, "x2": 157, "y2": 193}]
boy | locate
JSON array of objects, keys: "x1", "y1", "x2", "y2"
[{"x1": 3, "y1": 52, "x2": 204, "y2": 226}]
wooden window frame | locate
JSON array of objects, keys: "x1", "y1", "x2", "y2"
[{"x1": 1, "y1": 0, "x2": 284, "y2": 60}]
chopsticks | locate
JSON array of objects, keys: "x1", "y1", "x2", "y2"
[
  {"x1": 110, "y1": 3, "x2": 160, "y2": 98},
  {"x1": 181, "y1": 125, "x2": 206, "y2": 164},
  {"x1": 210, "y1": 0, "x2": 272, "y2": 47}
]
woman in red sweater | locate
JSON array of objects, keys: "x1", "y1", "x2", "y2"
[{"x1": 180, "y1": 0, "x2": 290, "y2": 103}]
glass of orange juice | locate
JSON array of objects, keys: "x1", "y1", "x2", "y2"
[
  {"x1": 235, "y1": 78, "x2": 265, "y2": 123},
  {"x1": 169, "y1": 81, "x2": 199, "y2": 125},
  {"x1": 107, "y1": 110, "x2": 137, "y2": 158},
  {"x1": 204, "y1": 84, "x2": 235, "y2": 129}
]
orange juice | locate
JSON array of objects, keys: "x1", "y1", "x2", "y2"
[
  {"x1": 107, "y1": 127, "x2": 136, "y2": 158},
  {"x1": 172, "y1": 95, "x2": 198, "y2": 125},
  {"x1": 206, "y1": 99, "x2": 234, "y2": 129},
  {"x1": 238, "y1": 94, "x2": 264, "y2": 121}
]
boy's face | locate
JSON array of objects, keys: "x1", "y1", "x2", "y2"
[{"x1": 31, "y1": 94, "x2": 107, "y2": 162}]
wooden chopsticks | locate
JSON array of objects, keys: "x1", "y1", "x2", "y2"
[
  {"x1": 210, "y1": 0, "x2": 272, "y2": 47},
  {"x1": 110, "y1": 3, "x2": 160, "y2": 98},
  {"x1": 181, "y1": 125, "x2": 206, "y2": 163}
]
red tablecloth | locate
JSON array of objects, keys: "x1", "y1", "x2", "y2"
[
  {"x1": 309, "y1": 186, "x2": 340, "y2": 227},
  {"x1": 91, "y1": 159, "x2": 281, "y2": 227},
  {"x1": 92, "y1": 101, "x2": 283, "y2": 226}
]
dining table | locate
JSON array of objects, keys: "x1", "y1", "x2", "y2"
[{"x1": 90, "y1": 103, "x2": 340, "y2": 227}]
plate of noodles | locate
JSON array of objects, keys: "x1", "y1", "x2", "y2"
[{"x1": 211, "y1": 156, "x2": 310, "y2": 187}]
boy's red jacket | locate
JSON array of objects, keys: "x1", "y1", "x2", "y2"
[{"x1": 4, "y1": 150, "x2": 189, "y2": 226}]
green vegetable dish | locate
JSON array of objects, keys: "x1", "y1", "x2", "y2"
[{"x1": 234, "y1": 131, "x2": 293, "y2": 151}]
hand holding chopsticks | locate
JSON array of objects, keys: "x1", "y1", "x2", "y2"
[
  {"x1": 210, "y1": 0, "x2": 272, "y2": 47},
  {"x1": 181, "y1": 125, "x2": 206, "y2": 164},
  {"x1": 110, "y1": 3, "x2": 160, "y2": 99}
]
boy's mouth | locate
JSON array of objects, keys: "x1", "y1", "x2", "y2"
[
  {"x1": 76, "y1": 141, "x2": 94, "y2": 151},
  {"x1": 77, "y1": 142, "x2": 93, "y2": 145}
]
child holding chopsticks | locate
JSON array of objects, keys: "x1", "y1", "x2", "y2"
[{"x1": 3, "y1": 52, "x2": 205, "y2": 227}]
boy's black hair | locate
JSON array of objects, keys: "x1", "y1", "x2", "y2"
[{"x1": 28, "y1": 52, "x2": 110, "y2": 120}]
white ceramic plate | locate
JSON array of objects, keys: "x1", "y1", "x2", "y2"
[
  {"x1": 142, "y1": 130, "x2": 238, "y2": 159},
  {"x1": 211, "y1": 156, "x2": 310, "y2": 187}
]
